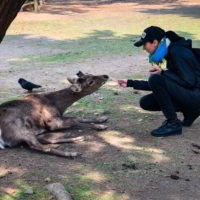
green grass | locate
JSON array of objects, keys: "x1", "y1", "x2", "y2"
[
  {"x1": 1, "y1": 4, "x2": 200, "y2": 200},
  {"x1": 65, "y1": 87, "x2": 141, "y2": 119},
  {"x1": 7, "y1": 13, "x2": 200, "y2": 41},
  {"x1": 64, "y1": 175, "x2": 123, "y2": 200},
  {"x1": 8, "y1": 34, "x2": 138, "y2": 66},
  {"x1": 6, "y1": 8, "x2": 200, "y2": 66},
  {"x1": 0, "y1": 96, "x2": 21, "y2": 105},
  {"x1": 0, "y1": 185, "x2": 52, "y2": 200},
  {"x1": 125, "y1": 73, "x2": 147, "y2": 80}
]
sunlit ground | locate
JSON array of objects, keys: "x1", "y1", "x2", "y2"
[{"x1": 1, "y1": 1, "x2": 200, "y2": 200}]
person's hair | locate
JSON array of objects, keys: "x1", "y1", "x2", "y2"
[
  {"x1": 165, "y1": 31, "x2": 184, "y2": 42},
  {"x1": 148, "y1": 30, "x2": 184, "y2": 44}
]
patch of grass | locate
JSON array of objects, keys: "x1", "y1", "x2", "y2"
[
  {"x1": 7, "y1": 12, "x2": 200, "y2": 66},
  {"x1": 15, "y1": 188, "x2": 51, "y2": 200},
  {"x1": 0, "y1": 185, "x2": 52, "y2": 200},
  {"x1": 65, "y1": 179, "x2": 94, "y2": 200},
  {"x1": 64, "y1": 175, "x2": 123, "y2": 200},
  {"x1": 8, "y1": 12, "x2": 200, "y2": 40},
  {"x1": 66, "y1": 87, "x2": 140, "y2": 119},
  {"x1": 125, "y1": 73, "x2": 147, "y2": 80},
  {"x1": 193, "y1": 39, "x2": 200, "y2": 48},
  {"x1": 5, "y1": 5, "x2": 200, "y2": 67},
  {"x1": 3, "y1": 35, "x2": 19, "y2": 41},
  {"x1": 0, "y1": 96, "x2": 21, "y2": 104},
  {"x1": 9, "y1": 34, "x2": 139, "y2": 66}
]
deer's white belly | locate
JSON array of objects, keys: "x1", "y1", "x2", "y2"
[{"x1": 0, "y1": 129, "x2": 5, "y2": 149}]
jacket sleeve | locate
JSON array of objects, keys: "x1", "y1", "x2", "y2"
[
  {"x1": 127, "y1": 80, "x2": 152, "y2": 91},
  {"x1": 170, "y1": 46, "x2": 198, "y2": 88}
]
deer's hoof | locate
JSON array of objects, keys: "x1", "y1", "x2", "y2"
[
  {"x1": 95, "y1": 116, "x2": 109, "y2": 123},
  {"x1": 93, "y1": 124, "x2": 108, "y2": 131},
  {"x1": 64, "y1": 152, "x2": 81, "y2": 158},
  {"x1": 72, "y1": 136, "x2": 85, "y2": 142},
  {"x1": 72, "y1": 152, "x2": 82, "y2": 159}
]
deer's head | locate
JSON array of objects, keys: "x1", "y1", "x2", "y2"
[{"x1": 67, "y1": 71, "x2": 109, "y2": 95}]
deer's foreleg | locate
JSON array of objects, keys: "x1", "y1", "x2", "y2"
[
  {"x1": 45, "y1": 117, "x2": 78, "y2": 131},
  {"x1": 64, "y1": 116, "x2": 108, "y2": 124},
  {"x1": 45, "y1": 117, "x2": 108, "y2": 131}
]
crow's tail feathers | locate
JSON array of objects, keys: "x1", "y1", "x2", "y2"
[{"x1": 33, "y1": 84, "x2": 42, "y2": 88}]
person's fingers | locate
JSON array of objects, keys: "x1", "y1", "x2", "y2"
[
  {"x1": 149, "y1": 68, "x2": 158, "y2": 72},
  {"x1": 118, "y1": 80, "x2": 125, "y2": 84},
  {"x1": 117, "y1": 80, "x2": 127, "y2": 87},
  {"x1": 149, "y1": 69, "x2": 161, "y2": 74},
  {"x1": 117, "y1": 81, "x2": 122, "y2": 86},
  {"x1": 117, "y1": 80, "x2": 122, "y2": 85}
]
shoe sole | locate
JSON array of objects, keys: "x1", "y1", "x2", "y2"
[
  {"x1": 151, "y1": 130, "x2": 182, "y2": 137},
  {"x1": 181, "y1": 122, "x2": 192, "y2": 127}
]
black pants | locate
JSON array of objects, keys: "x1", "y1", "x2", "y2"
[{"x1": 139, "y1": 74, "x2": 200, "y2": 120}]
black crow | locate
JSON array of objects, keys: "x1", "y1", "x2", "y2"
[{"x1": 18, "y1": 78, "x2": 42, "y2": 92}]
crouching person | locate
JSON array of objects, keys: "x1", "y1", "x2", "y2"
[{"x1": 118, "y1": 26, "x2": 200, "y2": 137}]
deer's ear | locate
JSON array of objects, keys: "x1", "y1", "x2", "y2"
[
  {"x1": 70, "y1": 84, "x2": 82, "y2": 93},
  {"x1": 67, "y1": 77, "x2": 77, "y2": 84},
  {"x1": 76, "y1": 71, "x2": 85, "y2": 77}
]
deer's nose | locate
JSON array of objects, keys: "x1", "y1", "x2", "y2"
[{"x1": 103, "y1": 75, "x2": 109, "y2": 79}]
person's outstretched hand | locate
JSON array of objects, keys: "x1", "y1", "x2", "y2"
[
  {"x1": 117, "y1": 79, "x2": 128, "y2": 88},
  {"x1": 149, "y1": 67, "x2": 162, "y2": 74}
]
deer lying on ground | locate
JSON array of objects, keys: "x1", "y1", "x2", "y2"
[{"x1": 0, "y1": 71, "x2": 109, "y2": 158}]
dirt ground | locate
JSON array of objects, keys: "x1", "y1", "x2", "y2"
[{"x1": 0, "y1": 1, "x2": 200, "y2": 200}]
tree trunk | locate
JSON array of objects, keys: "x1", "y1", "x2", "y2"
[
  {"x1": 34, "y1": 0, "x2": 39, "y2": 12},
  {"x1": 0, "y1": 0, "x2": 26, "y2": 44}
]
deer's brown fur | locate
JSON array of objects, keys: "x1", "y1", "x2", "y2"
[{"x1": 0, "y1": 71, "x2": 109, "y2": 158}]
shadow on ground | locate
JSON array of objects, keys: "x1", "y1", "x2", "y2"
[
  {"x1": 37, "y1": 0, "x2": 200, "y2": 19},
  {"x1": 141, "y1": 4, "x2": 200, "y2": 19},
  {"x1": 0, "y1": 29, "x2": 200, "y2": 200}
]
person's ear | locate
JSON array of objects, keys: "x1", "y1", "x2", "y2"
[
  {"x1": 152, "y1": 40, "x2": 159, "y2": 52},
  {"x1": 153, "y1": 40, "x2": 159, "y2": 47}
]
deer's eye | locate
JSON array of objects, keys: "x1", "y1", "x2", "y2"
[{"x1": 88, "y1": 80, "x2": 95, "y2": 86}]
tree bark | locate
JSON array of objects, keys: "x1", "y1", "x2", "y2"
[
  {"x1": 34, "y1": 0, "x2": 39, "y2": 12},
  {"x1": 0, "y1": 0, "x2": 26, "y2": 44}
]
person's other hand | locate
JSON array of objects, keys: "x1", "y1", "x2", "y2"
[
  {"x1": 117, "y1": 79, "x2": 128, "y2": 88},
  {"x1": 149, "y1": 67, "x2": 162, "y2": 74}
]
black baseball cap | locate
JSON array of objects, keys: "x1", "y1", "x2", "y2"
[{"x1": 134, "y1": 26, "x2": 166, "y2": 47}]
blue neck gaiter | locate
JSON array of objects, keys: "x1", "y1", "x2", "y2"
[{"x1": 149, "y1": 38, "x2": 170, "y2": 64}]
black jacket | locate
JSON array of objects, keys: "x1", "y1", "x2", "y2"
[
  {"x1": 128, "y1": 38, "x2": 200, "y2": 90},
  {"x1": 163, "y1": 39, "x2": 200, "y2": 89}
]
